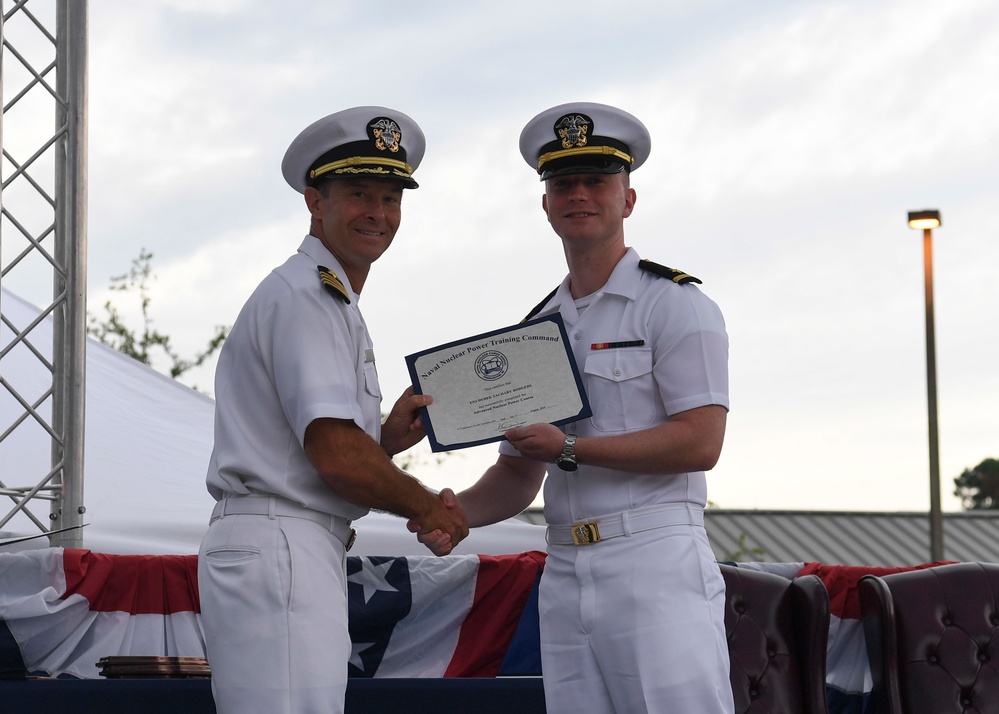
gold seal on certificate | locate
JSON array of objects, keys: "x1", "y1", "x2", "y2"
[{"x1": 406, "y1": 314, "x2": 591, "y2": 451}]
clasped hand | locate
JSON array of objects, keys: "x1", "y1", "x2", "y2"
[{"x1": 409, "y1": 488, "x2": 467, "y2": 556}]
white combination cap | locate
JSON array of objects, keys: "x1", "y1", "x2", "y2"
[
  {"x1": 282, "y1": 106, "x2": 426, "y2": 192},
  {"x1": 519, "y1": 102, "x2": 651, "y2": 181}
]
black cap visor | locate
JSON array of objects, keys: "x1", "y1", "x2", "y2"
[{"x1": 539, "y1": 156, "x2": 629, "y2": 181}]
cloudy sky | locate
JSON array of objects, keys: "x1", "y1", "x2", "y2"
[{"x1": 6, "y1": 0, "x2": 998, "y2": 513}]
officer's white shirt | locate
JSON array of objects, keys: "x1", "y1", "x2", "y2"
[
  {"x1": 500, "y1": 247, "x2": 729, "y2": 524},
  {"x1": 206, "y1": 235, "x2": 379, "y2": 520}
]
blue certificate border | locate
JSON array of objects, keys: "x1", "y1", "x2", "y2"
[{"x1": 405, "y1": 314, "x2": 591, "y2": 452}]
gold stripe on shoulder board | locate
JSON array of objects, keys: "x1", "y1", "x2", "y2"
[
  {"x1": 318, "y1": 265, "x2": 351, "y2": 304},
  {"x1": 638, "y1": 259, "x2": 702, "y2": 285}
]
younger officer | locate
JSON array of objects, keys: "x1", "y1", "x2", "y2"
[
  {"x1": 199, "y1": 106, "x2": 468, "y2": 714},
  {"x1": 415, "y1": 102, "x2": 734, "y2": 713}
]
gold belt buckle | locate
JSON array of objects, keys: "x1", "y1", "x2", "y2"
[{"x1": 571, "y1": 522, "x2": 601, "y2": 546}]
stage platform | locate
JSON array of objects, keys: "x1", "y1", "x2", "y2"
[{"x1": 0, "y1": 676, "x2": 547, "y2": 713}]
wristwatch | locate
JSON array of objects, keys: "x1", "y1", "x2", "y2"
[{"x1": 555, "y1": 434, "x2": 578, "y2": 472}]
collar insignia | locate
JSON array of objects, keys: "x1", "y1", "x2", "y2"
[
  {"x1": 369, "y1": 117, "x2": 402, "y2": 153},
  {"x1": 318, "y1": 265, "x2": 351, "y2": 304},
  {"x1": 554, "y1": 113, "x2": 592, "y2": 149},
  {"x1": 639, "y1": 259, "x2": 702, "y2": 285}
]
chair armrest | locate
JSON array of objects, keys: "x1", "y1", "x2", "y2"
[{"x1": 858, "y1": 575, "x2": 903, "y2": 714}]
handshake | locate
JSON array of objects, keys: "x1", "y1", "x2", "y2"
[{"x1": 408, "y1": 488, "x2": 467, "y2": 556}]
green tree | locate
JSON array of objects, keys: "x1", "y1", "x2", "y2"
[
  {"x1": 953, "y1": 457, "x2": 999, "y2": 510},
  {"x1": 722, "y1": 532, "x2": 766, "y2": 563},
  {"x1": 87, "y1": 248, "x2": 229, "y2": 381}
]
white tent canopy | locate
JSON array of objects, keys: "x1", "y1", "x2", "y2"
[{"x1": 0, "y1": 287, "x2": 546, "y2": 556}]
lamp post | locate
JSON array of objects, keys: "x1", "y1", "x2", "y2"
[{"x1": 907, "y1": 209, "x2": 944, "y2": 562}]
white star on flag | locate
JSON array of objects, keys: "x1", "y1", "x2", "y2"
[
  {"x1": 348, "y1": 558, "x2": 400, "y2": 604},
  {"x1": 349, "y1": 640, "x2": 378, "y2": 672}
]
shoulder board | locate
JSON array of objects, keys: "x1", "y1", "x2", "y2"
[
  {"x1": 521, "y1": 287, "x2": 559, "y2": 324},
  {"x1": 639, "y1": 259, "x2": 701, "y2": 285},
  {"x1": 317, "y1": 265, "x2": 350, "y2": 304}
]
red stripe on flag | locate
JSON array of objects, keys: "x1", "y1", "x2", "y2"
[
  {"x1": 797, "y1": 560, "x2": 952, "y2": 620},
  {"x1": 444, "y1": 550, "x2": 546, "y2": 678},
  {"x1": 61, "y1": 549, "x2": 201, "y2": 615}
]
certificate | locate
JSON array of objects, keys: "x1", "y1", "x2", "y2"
[{"x1": 406, "y1": 314, "x2": 591, "y2": 452}]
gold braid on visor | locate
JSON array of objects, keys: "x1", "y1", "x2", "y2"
[
  {"x1": 537, "y1": 145, "x2": 634, "y2": 171},
  {"x1": 310, "y1": 155, "x2": 415, "y2": 180}
]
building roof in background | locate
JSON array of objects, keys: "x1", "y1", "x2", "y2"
[{"x1": 517, "y1": 509, "x2": 999, "y2": 567}]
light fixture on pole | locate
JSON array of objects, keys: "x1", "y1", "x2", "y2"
[{"x1": 907, "y1": 208, "x2": 944, "y2": 562}]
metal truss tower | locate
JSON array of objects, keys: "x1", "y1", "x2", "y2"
[{"x1": 0, "y1": 0, "x2": 88, "y2": 548}]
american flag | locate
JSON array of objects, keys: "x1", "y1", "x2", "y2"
[
  {"x1": 0, "y1": 547, "x2": 950, "y2": 714},
  {"x1": 0, "y1": 548, "x2": 544, "y2": 681}
]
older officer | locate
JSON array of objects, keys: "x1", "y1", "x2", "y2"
[
  {"x1": 415, "y1": 102, "x2": 734, "y2": 713},
  {"x1": 199, "y1": 106, "x2": 468, "y2": 714}
]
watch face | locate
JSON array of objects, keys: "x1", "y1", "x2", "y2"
[{"x1": 557, "y1": 457, "x2": 578, "y2": 472}]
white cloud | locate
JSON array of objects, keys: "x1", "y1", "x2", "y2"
[{"x1": 9, "y1": 0, "x2": 996, "y2": 515}]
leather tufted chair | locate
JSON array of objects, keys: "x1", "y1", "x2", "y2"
[
  {"x1": 858, "y1": 562, "x2": 999, "y2": 714},
  {"x1": 720, "y1": 564, "x2": 831, "y2": 714}
]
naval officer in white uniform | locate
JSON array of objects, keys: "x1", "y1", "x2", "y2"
[
  {"x1": 414, "y1": 102, "x2": 734, "y2": 714},
  {"x1": 199, "y1": 106, "x2": 468, "y2": 714}
]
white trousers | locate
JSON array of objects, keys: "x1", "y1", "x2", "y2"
[
  {"x1": 539, "y1": 522, "x2": 734, "y2": 714},
  {"x1": 198, "y1": 511, "x2": 349, "y2": 714}
]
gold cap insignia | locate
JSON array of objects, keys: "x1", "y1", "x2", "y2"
[
  {"x1": 369, "y1": 118, "x2": 402, "y2": 153},
  {"x1": 555, "y1": 113, "x2": 591, "y2": 149}
]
